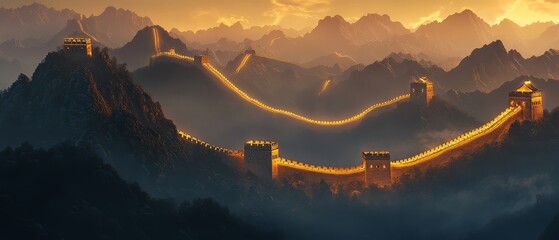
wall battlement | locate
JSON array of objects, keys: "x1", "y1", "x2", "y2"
[
  {"x1": 63, "y1": 37, "x2": 92, "y2": 57},
  {"x1": 362, "y1": 151, "x2": 391, "y2": 160}
]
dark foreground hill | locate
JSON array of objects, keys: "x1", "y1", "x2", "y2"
[
  {"x1": 0, "y1": 48, "x2": 241, "y2": 196},
  {"x1": 0, "y1": 143, "x2": 280, "y2": 240}
]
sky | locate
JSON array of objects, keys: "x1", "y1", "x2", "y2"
[{"x1": 1, "y1": 0, "x2": 559, "y2": 31}]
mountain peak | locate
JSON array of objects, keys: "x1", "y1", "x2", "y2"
[
  {"x1": 445, "y1": 9, "x2": 484, "y2": 23},
  {"x1": 497, "y1": 18, "x2": 520, "y2": 27},
  {"x1": 320, "y1": 15, "x2": 348, "y2": 24}
]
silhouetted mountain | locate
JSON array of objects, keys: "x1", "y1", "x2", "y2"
[
  {"x1": 224, "y1": 53, "x2": 339, "y2": 109},
  {"x1": 445, "y1": 40, "x2": 526, "y2": 92},
  {"x1": 111, "y1": 26, "x2": 192, "y2": 70},
  {"x1": 311, "y1": 56, "x2": 445, "y2": 115},
  {"x1": 0, "y1": 3, "x2": 79, "y2": 43},
  {"x1": 386, "y1": 52, "x2": 435, "y2": 68},
  {"x1": 441, "y1": 76, "x2": 559, "y2": 121},
  {"x1": 540, "y1": 212, "x2": 559, "y2": 240},
  {"x1": 415, "y1": 9, "x2": 493, "y2": 57},
  {"x1": 303, "y1": 52, "x2": 358, "y2": 70},
  {"x1": 170, "y1": 22, "x2": 303, "y2": 44},
  {"x1": 0, "y1": 48, "x2": 205, "y2": 181},
  {"x1": 44, "y1": 7, "x2": 153, "y2": 49},
  {"x1": 306, "y1": 15, "x2": 356, "y2": 47},
  {"x1": 352, "y1": 14, "x2": 410, "y2": 44},
  {"x1": 81, "y1": 6, "x2": 153, "y2": 48},
  {"x1": 535, "y1": 24, "x2": 559, "y2": 54},
  {"x1": 44, "y1": 18, "x2": 106, "y2": 49},
  {"x1": 0, "y1": 143, "x2": 279, "y2": 240},
  {"x1": 0, "y1": 56, "x2": 23, "y2": 90},
  {"x1": 446, "y1": 40, "x2": 559, "y2": 92}
]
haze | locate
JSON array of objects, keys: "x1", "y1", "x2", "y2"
[{"x1": 3, "y1": 0, "x2": 559, "y2": 31}]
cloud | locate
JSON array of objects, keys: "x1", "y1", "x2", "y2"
[
  {"x1": 265, "y1": 0, "x2": 331, "y2": 25},
  {"x1": 494, "y1": 0, "x2": 521, "y2": 23},
  {"x1": 216, "y1": 16, "x2": 249, "y2": 26},
  {"x1": 529, "y1": 0, "x2": 559, "y2": 14},
  {"x1": 409, "y1": 8, "x2": 443, "y2": 29}
]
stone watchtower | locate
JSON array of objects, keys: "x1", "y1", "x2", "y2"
[
  {"x1": 410, "y1": 77, "x2": 434, "y2": 106},
  {"x1": 362, "y1": 151, "x2": 391, "y2": 188},
  {"x1": 194, "y1": 55, "x2": 209, "y2": 65},
  {"x1": 508, "y1": 80, "x2": 543, "y2": 121},
  {"x1": 63, "y1": 37, "x2": 92, "y2": 57},
  {"x1": 244, "y1": 140, "x2": 280, "y2": 180}
]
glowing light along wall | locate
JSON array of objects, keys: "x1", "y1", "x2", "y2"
[
  {"x1": 152, "y1": 27, "x2": 161, "y2": 53},
  {"x1": 274, "y1": 158, "x2": 365, "y2": 175},
  {"x1": 202, "y1": 62, "x2": 410, "y2": 126},
  {"x1": 235, "y1": 54, "x2": 252, "y2": 74},
  {"x1": 319, "y1": 79, "x2": 331, "y2": 95},
  {"x1": 392, "y1": 106, "x2": 522, "y2": 168},
  {"x1": 151, "y1": 51, "x2": 195, "y2": 62},
  {"x1": 178, "y1": 130, "x2": 243, "y2": 157}
]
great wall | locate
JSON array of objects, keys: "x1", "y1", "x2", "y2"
[{"x1": 64, "y1": 29, "x2": 547, "y2": 188}]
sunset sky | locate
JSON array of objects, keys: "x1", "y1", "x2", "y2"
[{"x1": 3, "y1": 0, "x2": 559, "y2": 31}]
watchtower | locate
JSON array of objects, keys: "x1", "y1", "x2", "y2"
[
  {"x1": 244, "y1": 140, "x2": 280, "y2": 180},
  {"x1": 410, "y1": 77, "x2": 434, "y2": 106},
  {"x1": 362, "y1": 151, "x2": 391, "y2": 188},
  {"x1": 508, "y1": 80, "x2": 543, "y2": 121},
  {"x1": 194, "y1": 55, "x2": 209, "y2": 65},
  {"x1": 63, "y1": 37, "x2": 92, "y2": 57},
  {"x1": 245, "y1": 48, "x2": 256, "y2": 55}
]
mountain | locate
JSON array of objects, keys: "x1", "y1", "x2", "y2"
[
  {"x1": 224, "y1": 53, "x2": 340, "y2": 108},
  {"x1": 135, "y1": 59, "x2": 477, "y2": 166},
  {"x1": 445, "y1": 40, "x2": 526, "y2": 92},
  {"x1": 351, "y1": 14, "x2": 410, "y2": 44},
  {"x1": 492, "y1": 18, "x2": 527, "y2": 51},
  {"x1": 310, "y1": 56, "x2": 445, "y2": 115},
  {"x1": 441, "y1": 77, "x2": 559, "y2": 121},
  {"x1": 0, "y1": 56, "x2": 23, "y2": 90},
  {"x1": 446, "y1": 40, "x2": 559, "y2": 92},
  {"x1": 44, "y1": 7, "x2": 153, "y2": 49},
  {"x1": 111, "y1": 26, "x2": 192, "y2": 70},
  {"x1": 79, "y1": 6, "x2": 153, "y2": 48},
  {"x1": 0, "y1": 3, "x2": 79, "y2": 43},
  {"x1": 252, "y1": 14, "x2": 411, "y2": 64},
  {"x1": 303, "y1": 52, "x2": 358, "y2": 70},
  {"x1": 415, "y1": 9, "x2": 494, "y2": 57},
  {"x1": 534, "y1": 24, "x2": 559, "y2": 54},
  {"x1": 0, "y1": 47, "x2": 208, "y2": 181},
  {"x1": 0, "y1": 143, "x2": 278, "y2": 240},
  {"x1": 170, "y1": 22, "x2": 304, "y2": 44},
  {"x1": 540, "y1": 212, "x2": 559, "y2": 240},
  {"x1": 44, "y1": 18, "x2": 106, "y2": 49}
]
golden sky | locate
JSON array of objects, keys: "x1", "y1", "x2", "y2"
[{"x1": 3, "y1": 0, "x2": 559, "y2": 31}]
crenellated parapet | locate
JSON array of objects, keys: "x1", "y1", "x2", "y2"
[
  {"x1": 178, "y1": 130, "x2": 243, "y2": 157},
  {"x1": 391, "y1": 105, "x2": 522, "y2": 168},
  {"x1": 63, "y1": 37, "x2": 92, "y2": 57}
]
